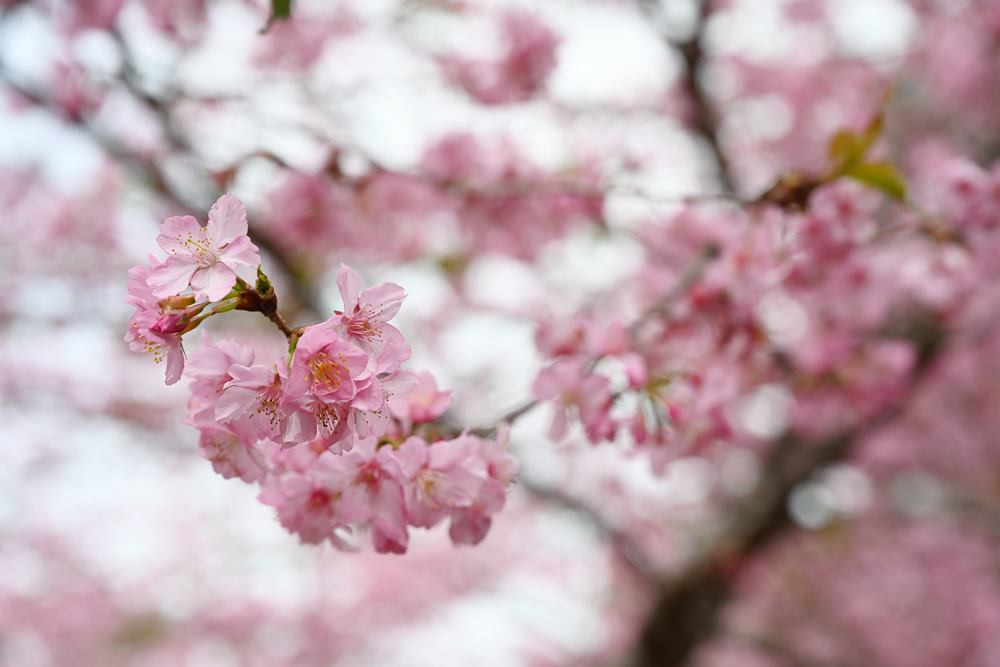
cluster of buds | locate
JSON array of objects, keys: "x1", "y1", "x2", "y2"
[{"x1": 125, "y1": 195, "x2": 516, "y2": 553}]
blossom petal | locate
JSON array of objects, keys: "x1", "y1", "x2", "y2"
[
  {"x1": 164, "y1": 342, "x2": 185, "y2": 385},
  {"x1": 190, "y1": 264, "x2": 238, "y2": 302},
  {"x1": 148, "y1": 255, "x2": 198, "y2": 298},
  {"x1": 156, "y1": 215, "x2": 202, "y2": 255},
  {"x1": 336, "y1": 263, "x2": 362, "y2": 311},
  {"x1": 360, "y1": 282, "x2": 406, "y2": 321},
  {"x1": 220, "y1": 234, "x2": 261, "y2": 269},
  {"x1": 206, "y1": 193, "x2": 249, "y2": 245}
]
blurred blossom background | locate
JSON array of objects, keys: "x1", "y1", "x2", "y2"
[{"x1": 2, "y1": 0, "x2": 1000, "y2": 666}]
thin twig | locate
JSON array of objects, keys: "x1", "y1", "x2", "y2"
[{"x1": 638, "y1": 0, "x2": 736, "y2": 194}]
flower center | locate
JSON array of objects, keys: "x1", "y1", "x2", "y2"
[
  {"x1": 346, "y1": 306, "x2": 380, "y2": 341},
  {"x1": 176, "y1": 230, "x2": 221, "y2": 267},
  {"x1": 308, "y1": 352, "x2": 350, "y2": 393}
]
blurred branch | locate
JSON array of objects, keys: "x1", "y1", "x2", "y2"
[
  {"x1": 519, "y1": 474, "x2": 657, "y2": 578},
  {"x1": 624, "y1": 323, "x2": 945, "y2": 667},
  {"x1": 471, "y1": 242, "x2": 721, "y2": 439},
  {"x1": 638, "y1": 0, "x2": 736, "y2": 194},
  {"x1": 723, "y1": 630, "x2": 861, "y2": 667},
  {"x1": 108, "y1": 29, "x2": 324, "y2": 319},
  {"x1": 0, "y1": 53, "x2": 323, "y2": 321}
]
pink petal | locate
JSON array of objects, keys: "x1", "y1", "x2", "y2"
[
  {"x1": 148, "y1": 255, "x2": 198, "y2": 298},
  {"x1": 395, "y1": 437, "x2": 429, "y2": 476},
  {"x1": 156, "y1": 215, "x2": 202, "y2": 255},
  {"x1": 220, "y1": 234, "x2": 261, "y2": 268},
  {"x1": 360, "y1": 282, "x2": 406, "y2": 321},
  {"x1": 164, "y1": 342, "x2": 185, "y2": 385},
  {"x1": 227, "y1": 363, "x2": 275, "y2": 388},
  {"x1": 215, "y1": 385, "x2": 257, "y2": 422},
  {"x1": 206, "y1": 193, "x2": 248, "y2": 245},
  {"x1": 190, "y1": 264, "x2": 238, "y2": 302},
  {"x1": 336, "y1": 263, "x2": 362, "y2": 310}
]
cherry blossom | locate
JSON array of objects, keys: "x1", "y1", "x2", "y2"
[{"x1": 149, "y1": 194, "x2": 261, "y2": 302}]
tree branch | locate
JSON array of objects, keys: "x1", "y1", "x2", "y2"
[
  {"x1": 625, "y1": 323, "x2": 944, "y2": 667},
  {"x1": 638, "y1": 0, "x2": 736, "y2": 194}
]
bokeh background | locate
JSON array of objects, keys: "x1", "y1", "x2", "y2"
[{"x1": 2, "y1": 1, "x2": 999, "y2": 666}]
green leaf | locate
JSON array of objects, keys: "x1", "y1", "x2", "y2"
[
  {"x1": 261, "y1": 0, "x2": 292, "y2": 31},
  {"x1": 827, "y1": 114, "x2": 886, "y2": 173},
  {"x1": 844, "y1": 161, "x2": 908, "y2": 200},
  {"x1": 271, "y1": 0, "x2": 292, "y2": 20},
  {"x1": 255, "y1": 267, "x2": 274, "y2": 297}
]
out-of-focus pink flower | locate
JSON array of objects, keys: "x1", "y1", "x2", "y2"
[
  {"x1": 329, "y1": 437, "x2": 410, "y2": 554},
  {"x1": 141, "y1": 0, "x2": 207, "y2": 39},
  {"x1": 66, "y1": 0, "x2": 125, "y2": 32},
  {"x1": 438, "y1": 9, "x2": 559, "y2": 105},
  {"x1": 259, "y1": 457, "x2": 359, "y2": 546},
  {"x1": 149, "y1": 194, "x2": 260, "y2": 302},
  {"x1": 448, "y1": 427, "x2": 518, "y2": 546},
  {"x1": 533, "y1": 357, "x2": 616, "y2": 443},
  {"x1": 198, "y1": 427, "x2": 268, "y2": 483},
  {"x1": 184, "y1": 337, "x2": 256, "y2": 427},
  {"x1": 256, "y1": 7, "x2": 359, "y2": 69},
  {"x1": 50, "y1": 61, "x2": 101, "y2": 121},
  {"x1": 388, "y1": 370, "x2": 451, "y2": 423}
]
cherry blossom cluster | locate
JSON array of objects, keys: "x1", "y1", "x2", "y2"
[
  {"x1": 264, "y1": 132, "x2": 603, "y2": 264},
  {"x1": 125, "y1": 194, "x2": 516, "y2": 552},
  {"x1": 436, "y1": 8, "x2": 560, "y2": 105},
  {"x1": 529, "y1": 169, "x2": 995, "y2": 472}
]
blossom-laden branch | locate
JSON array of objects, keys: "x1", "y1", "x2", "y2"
[{"x1": 125, "y1": 193, "x2": 517, "y2": 554}]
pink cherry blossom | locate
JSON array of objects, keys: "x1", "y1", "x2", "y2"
[
  {"x1": 533, "y1": 357, "x2": 616, "y2": 443},
  {"x1": 184, "y1": 337, "x2": 256, "y2": 428},
  {"x1": 215, "y1": 361, "x2": 289, "y2": 441},
  {"x1": 332, "y1": 263, "x2": 409, "y2": 364},
  {"x1": 149, "y1": 194, "x2": 261, "y2": 302},
  {"x1": 197, "y1": 426, "x2": 269, "y2": 483},
  {"x1": 258, "y1": 458, "x2": 358, "y2": 546},
  {"x1": 437, "y1": 9, "x2": 559, "y2": 105},
  {"x1": 124, "y1": 257, "x2": 189, "y2": 384},
  {"x1": 334, "y1": 437, "x2": 411, "y2": 553},
  {"x1": 388, "y1": 370, "x2": 452, "y2": 423},
  {"x1": 396, "y1": 435, "x2": 487, "y2": 528}
]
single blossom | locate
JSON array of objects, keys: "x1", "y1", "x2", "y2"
[
  {"x1": 149, "y1": 194, "x2": 261, "y2": 302},
  {"x1": 314, "y1": 437, "x2": 410, "y2": 554},
  {"x1": 184, "y1": 337, "x2": 256, "y2": 428},
  {"x1": 124, "y1": 257, "x2": 187, "y2": 384},
  {"x1": 533, "y1": 357, "x2": 616, "y2": 443},
  {"x1": 332, "y1": 263, "x2": 410, "y2": 366},
  {"x1": 388, "y1": 370, "x2": 452, "y2": 423},
  {"x1": 259, "y1": 458, "x2": 360, "y2": 547},
  {"x1": 283, "y1": 324, "x2": 384, "y2": 448},
  {"x1": 216, "y1": 361, "x2": 290, "y2": 441},
  {"x1": 197, "y1": 426, "x2": 269, "y2": 484},
  {"x1": 396, "y1": 435, "x2": 487, "y2": 528}
]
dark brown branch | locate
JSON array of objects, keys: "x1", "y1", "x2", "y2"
[
  {"x1": 639, "y1": 0, "x2": 736, "y2": 194},
  {"x1": 723, "y1": 629, "x2": 862, "y2": 667},
  {"x1": 626, "y1": 324, "x2": 944, "y2": 667},
  {"x1": 234, "y1": 284, "x2": 300, "y2": 341},
  {"x1": 113, "y1": 48, "x2": 323, "y2": 319}
]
